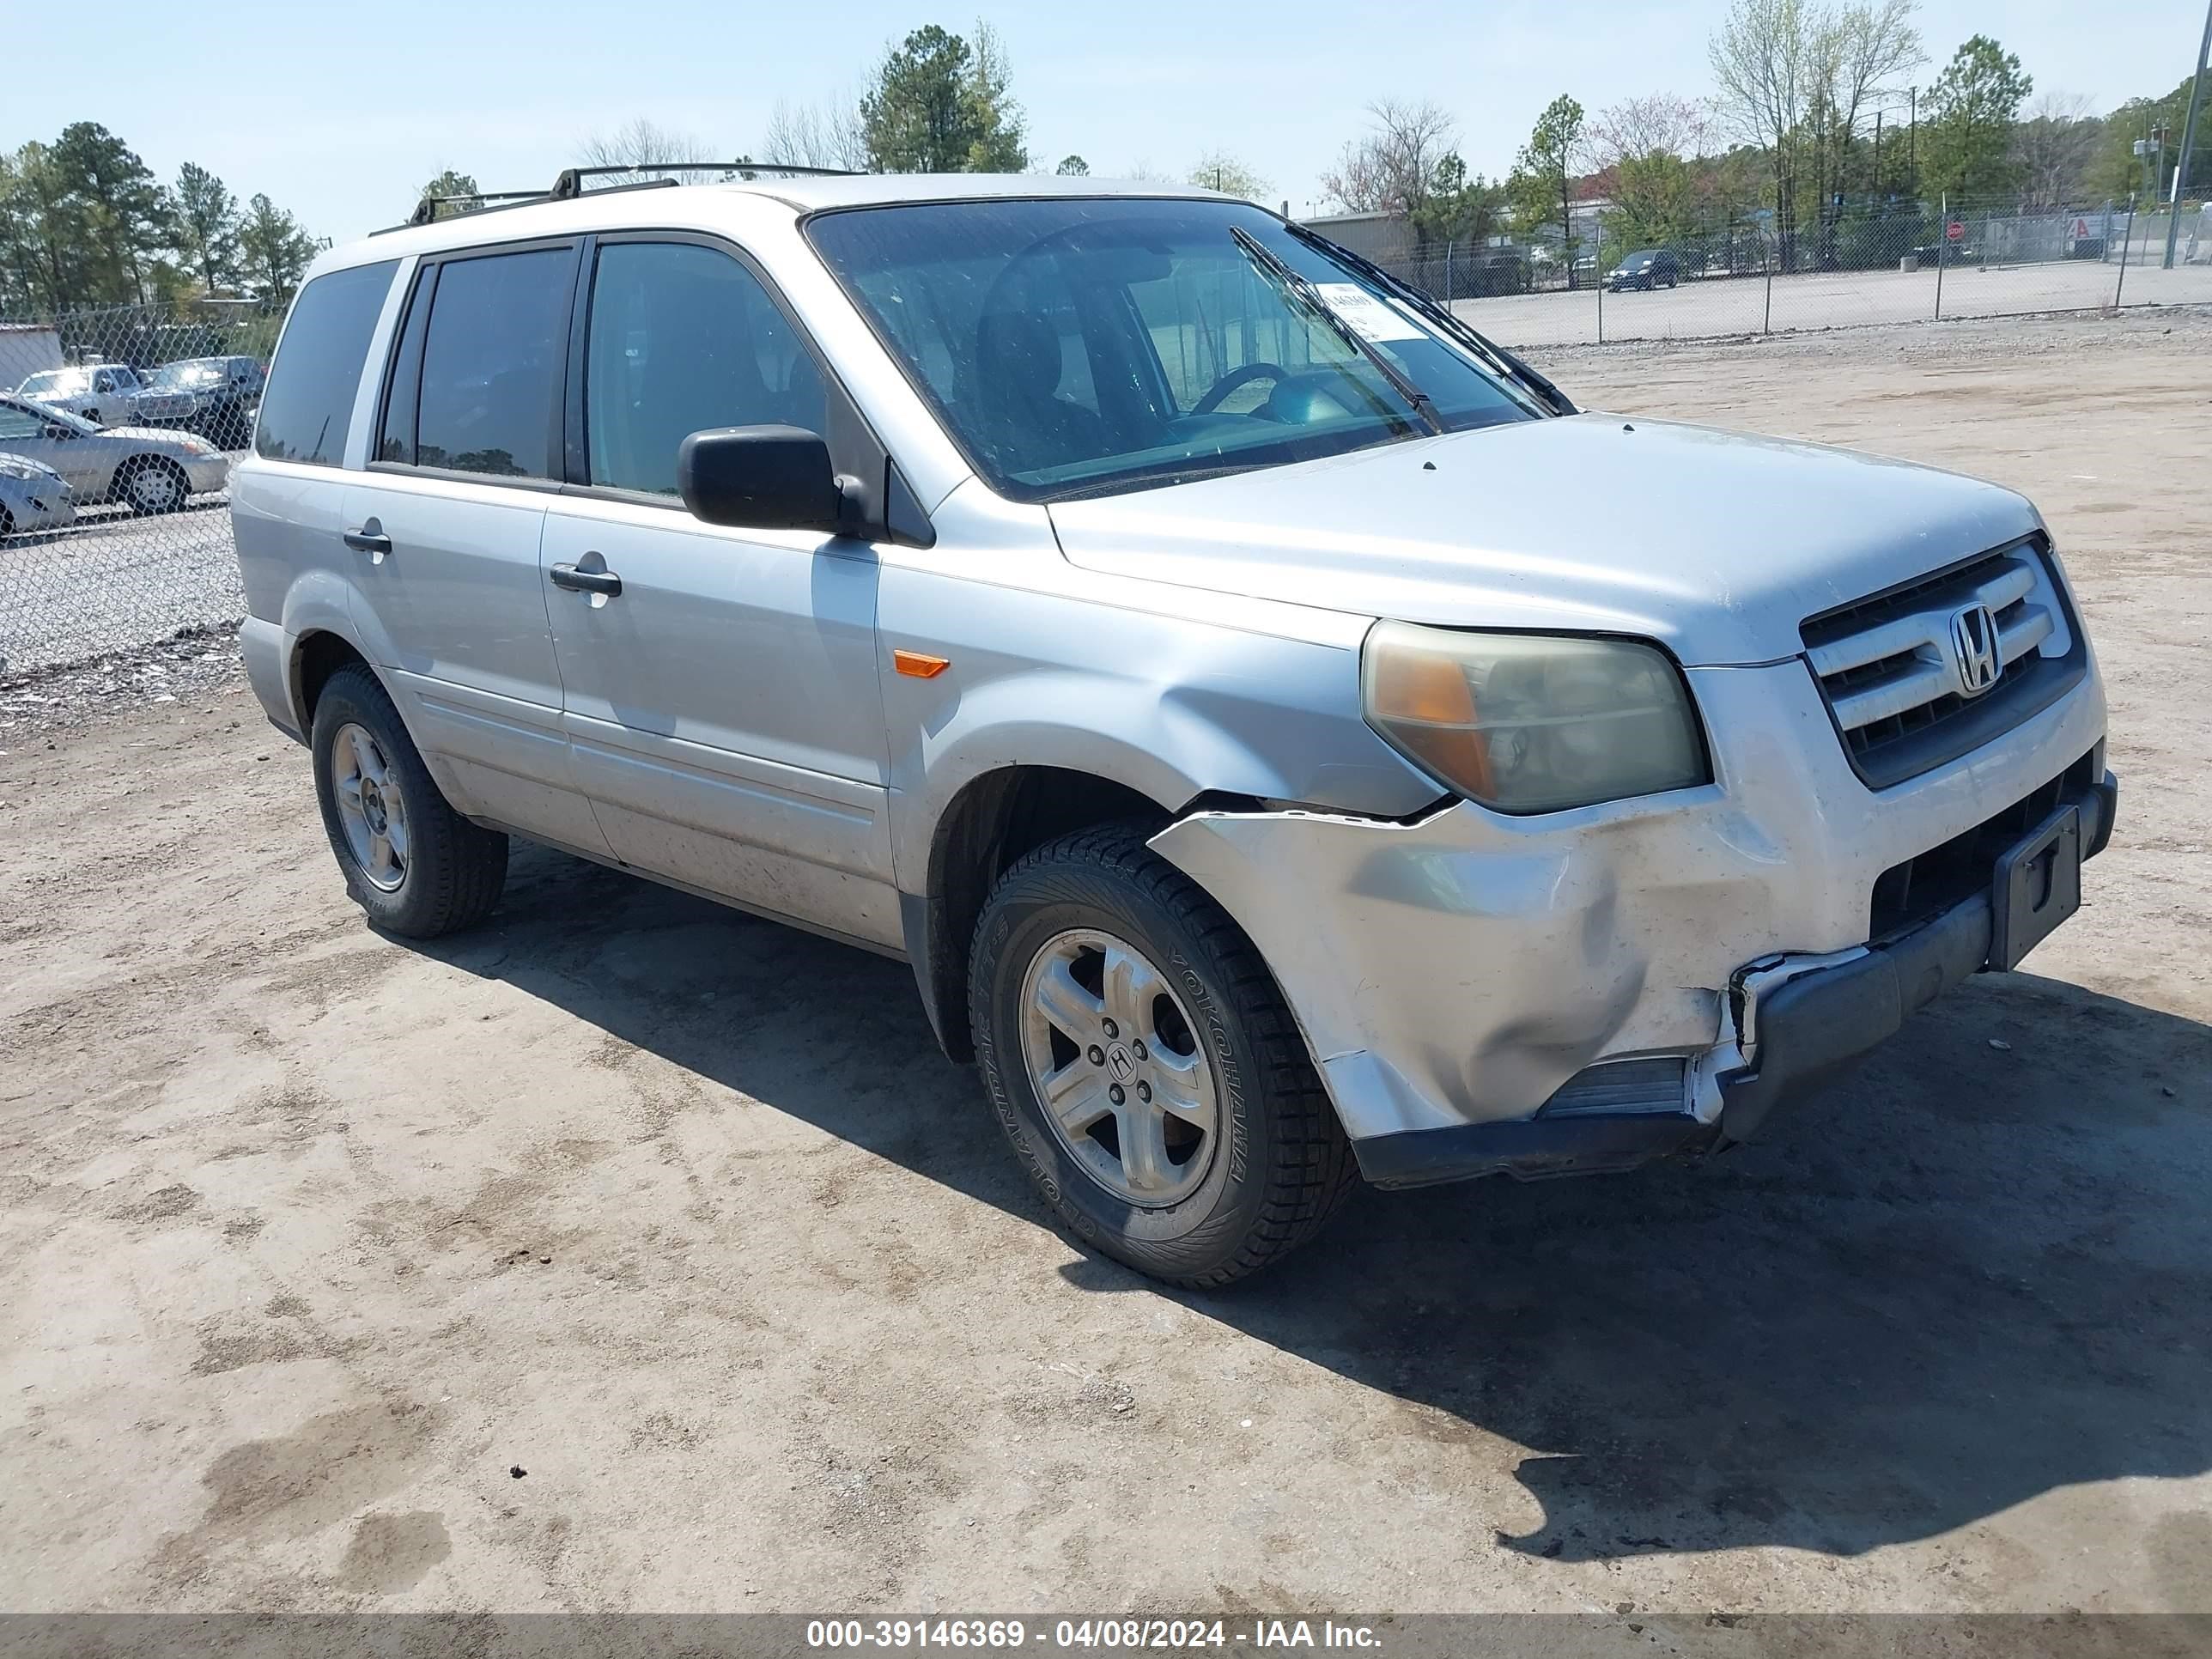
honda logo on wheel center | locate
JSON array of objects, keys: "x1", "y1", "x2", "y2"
[{"x1": 1106, "y1": 1044, "x2": 1138, "y2": 1083}]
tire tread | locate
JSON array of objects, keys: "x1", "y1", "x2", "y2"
[
  {"x1": 313, "y1": 665, "x2": 507, "y2": 938},
  {"x1": 970, "y1": 823, "x2": 1356, "y2": 1288}
]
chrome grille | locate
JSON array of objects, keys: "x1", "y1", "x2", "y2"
[{"x1": 1802, "y1": 543, "x2": 2079, "y2": 788}]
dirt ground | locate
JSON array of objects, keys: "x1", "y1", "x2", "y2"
[{"x1": 3, "y1": 312, "x2": 2209, "y2": 1619}]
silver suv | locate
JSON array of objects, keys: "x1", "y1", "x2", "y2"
[{"x1": 231, "y1": 174, "x2": 2116, "y2": 1285}]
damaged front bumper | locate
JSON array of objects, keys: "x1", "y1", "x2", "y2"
[{"x1": 1149, "y1": 659, "x2": 2112, "y2": 1188}]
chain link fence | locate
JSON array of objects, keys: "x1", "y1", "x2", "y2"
[
  {"x1": 0, "y1": 298, "x2": 279, "y2": 684},
  {"x1": 1355, "y1": 197, "x2": 2212, "y2": 347},
  {"x1": 5, "y1": 198, "x2": 2212, "y2": 693}
]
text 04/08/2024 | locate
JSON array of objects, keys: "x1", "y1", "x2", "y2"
[{"x1": 804, "y1": 1620, "x2": 1383, "y2": 1650}]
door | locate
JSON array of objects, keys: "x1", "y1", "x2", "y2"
[
  {"x1": 542, "y1": 235, "x2": 896, "y2": 947},
  {"x1": 90, "y1": 368, "x2": 126, "y2": 424},
  {"x1": 345, "y1": 242, "x2": 611, "y2": 856}
]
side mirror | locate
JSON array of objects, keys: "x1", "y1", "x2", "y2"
[{"x1": 678, "y1": 425, "x2": 845, "y2": 532}]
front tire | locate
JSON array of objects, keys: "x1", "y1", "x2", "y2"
[
  {"x1": 310, "y1": 665, "x2": 507, "y2": 937},
  {"x1": 120, "y1": 457, "x2": 187, "y2": 515},
  {"x1": 969, "y1": 824, "x2": 1356, "y2": 1287}
]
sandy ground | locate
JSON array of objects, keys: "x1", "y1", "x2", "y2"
[
  {"x1": 1453, "y1": 256, "x2": 2212, "y2": 347},
  {"x1": 3, "y1": 312, "x2": 2209, "y2": 1620}
]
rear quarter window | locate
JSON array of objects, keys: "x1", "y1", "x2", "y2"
[{"x1": 255, "y1": 260, "x2": 398, "y2": 465}]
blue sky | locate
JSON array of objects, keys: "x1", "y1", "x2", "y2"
[{"x1": 4, "y1": 0, "x2": 2200, "y2": 244}]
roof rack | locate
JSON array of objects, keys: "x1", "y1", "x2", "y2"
[{"x1": 381, "y1": 161, "x2": 865, "y2": 234}]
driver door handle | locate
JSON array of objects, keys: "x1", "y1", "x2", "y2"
[
  {"x1": 550, "y1": 562, "x2": 623, "y2": 598},
  {"x1": 343, "y1": 526, "x2": 391, "y2": 555}
]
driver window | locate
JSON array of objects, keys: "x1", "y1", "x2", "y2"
[
  {"x1": 584, "y1": 240, "x2": 828, "y2": 497},
  {"x1": 0, "y1": 407, "x2": 41, "y2": 440}
]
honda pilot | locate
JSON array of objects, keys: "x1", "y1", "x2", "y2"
[{"x1": 229, "y1": 173, "x2": 2115, "y2": 1285}]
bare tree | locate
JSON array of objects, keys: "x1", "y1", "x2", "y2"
[
  {"x1": 2008, "y1": 91, "x2": 2101, "y2": 211},
  {"x1": 1589, "y1": 94, "x2": 1714, "y2": 167},
  {"x1": 1319, "y1": 99, "x2": 1458, "y2": 217},
  {"x1": 1710, "y1": 0, "x2": 1922, "y2": 268},
  {"x1": 1711, "y1": 0, "x2": 1823, "y2": 262},
  {"x1": 1820, "y1": 0, "x2": 1922, "y2": 204},
  {"x1": 763, "y1": 96, "x2": 870, "y2": 172},
  {"x1": 577, "y1": 118, "x2": 723, "y2": 186}
]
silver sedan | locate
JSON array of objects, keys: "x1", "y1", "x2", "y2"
[
  {"x1": 0, "y1": 452, "x2": 76, "y2": 536},
  {"x1": 0, "y1": 394, "x2": 229, "y2": 514}
]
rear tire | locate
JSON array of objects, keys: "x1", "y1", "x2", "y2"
[
  {"x1": 969, "y1": 823, "x2": 1356, "y2": 1287},
  {"x1": 310, "y1": 664, "x2": 507, "y2": 937}
]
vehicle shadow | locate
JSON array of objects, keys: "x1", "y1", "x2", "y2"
[{"x1": 417, "y1": 841, "x2": 2212, "y2": 1565}]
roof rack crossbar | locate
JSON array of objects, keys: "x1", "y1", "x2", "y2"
[
  {"x1": 550, "y1": 161, "x2": 863, "y2": 198},
  {"x1": 378, "y1": 160, "x2": 866, "y2": 236}
]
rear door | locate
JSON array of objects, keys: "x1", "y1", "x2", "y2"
[
  {"x1": 343, "y1": 240, "x2": 611, "y2": 856},
  {"x1": 539, "y1": 234, "x2": 896, "y2": 946}
]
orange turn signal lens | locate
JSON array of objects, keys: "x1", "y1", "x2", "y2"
[
  {"x1": 1366, "y1": 646, "x2": 1477, "y2": 726},
  {"x1": 893, "y1": 649, "x2": 951, "y2": 679}
]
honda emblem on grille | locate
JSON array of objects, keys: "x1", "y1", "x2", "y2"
[{"x1": 1949, "y1": 603, "x2": 2001, "y2": 697}]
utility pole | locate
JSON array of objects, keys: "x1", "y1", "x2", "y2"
[
  {"x1": 2164, "y1": 0, "x2": 2212, "y2": 268},
  {"x1": 1907, "y1": 85, "x2": 1917, "y2": 181}
]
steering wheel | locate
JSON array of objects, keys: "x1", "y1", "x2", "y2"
[{"x1": 1190, "y1": 362, "x2": 1291, "y2": 416}]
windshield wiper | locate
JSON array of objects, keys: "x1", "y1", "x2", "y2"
[
  {"x1": 1228, "y1": 227, "x2": 1443, "y2": 437},
  {"x1": 1279, "y1": 221, "x2": 1578, "y2": 417}
]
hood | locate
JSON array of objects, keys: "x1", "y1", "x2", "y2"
[
  {"x1": 1047, "y1": 416, "x2": 2042, "y2": 666},
  {"x1": 101, "y1": 425, "x2": 199, "y2": 444}
]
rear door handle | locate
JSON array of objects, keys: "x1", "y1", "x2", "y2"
[
  {"x1": 343, "y1": 526, "x2": 391, "y2": 556},
  {"x1": 549, "y1": 562, "x2": 623, "y2": 598}
]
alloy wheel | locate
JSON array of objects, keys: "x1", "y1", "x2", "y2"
[
  {"x1": 330, "y1": 721, "x2": 410, "y2": 891},
  {"x1": 1018, "y1": 927, "x2": 1219, "y2": 1207}
]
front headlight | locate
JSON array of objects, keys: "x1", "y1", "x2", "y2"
[{"x1": 1361, "y1": 622, "x2": 1710, "y2": 813}]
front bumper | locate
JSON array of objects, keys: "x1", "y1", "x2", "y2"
[
  {"x1": 1150, "y1": 654, "x2": 2111, "y2": 1178},
  {"x1": 1350, "y1": 766, "x2": 2117, "y2": 1188},
  {"x1": 1717, "y1": 765, "x2": 2114, "y2": 1139},
  {"x1": 3, "y1": 487, "x2": 75, "y2": 532},
  {"x1": 182, "y1": 454, "x2": 232, "y2": 495}
]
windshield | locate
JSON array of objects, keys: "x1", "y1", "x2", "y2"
[
  {"x1": 806, "y1": 197, "x2": 1540, "y2": 501},
  {"x1": 18, "y1": 369, "x2": 86, "y2": 398},
  {"x1": 7, "y1": 396, "x2": 99, "y2": 434},
  {"x1": 149, "y1": 361, "x2": 225, "y2": 388}
]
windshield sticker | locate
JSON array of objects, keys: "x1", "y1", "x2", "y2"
[{"x1": 1316, "y1": 283, "x2": 1426, "y2": 343}]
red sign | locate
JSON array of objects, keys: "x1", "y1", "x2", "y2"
[{"x1": 1946, "y1": 221, "x2": 1965, "y2": 240}]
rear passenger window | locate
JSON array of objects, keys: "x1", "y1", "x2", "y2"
[
  {"x1": 584, "y1": 240, "x2": 827, "y2": 496},
  {"x1": 410, "y1": 247, "x2": 572, "y2": 478},
  {"x1": 254, "y1": 259, "x2": 398, "y2": 465}
]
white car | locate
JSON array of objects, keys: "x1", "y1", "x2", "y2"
[{"x1": 229, "y1": 173, "x2": 2113, "y2": 1285}]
